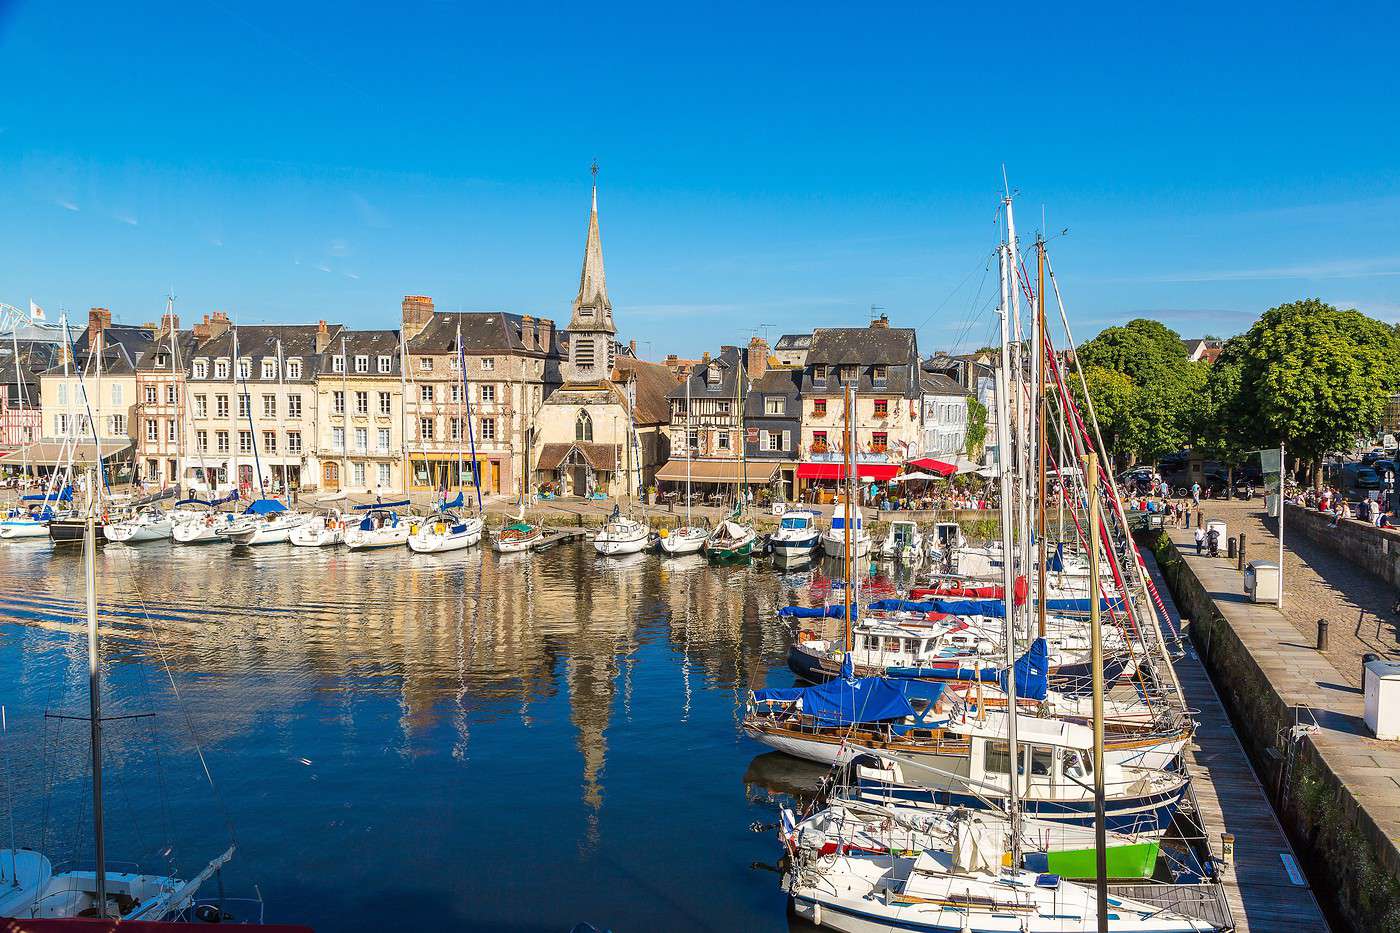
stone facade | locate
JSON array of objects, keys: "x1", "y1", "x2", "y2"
[{"x1": 315, "y1": 325, "x2": 407, "y2": 494}]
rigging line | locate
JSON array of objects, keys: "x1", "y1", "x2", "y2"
[
  {"x1": 915, "y1": 247, "x2": 998, "y2": 331},
  {"x1": 110, "y1": 546, "x2": 239, "y2": 848}
]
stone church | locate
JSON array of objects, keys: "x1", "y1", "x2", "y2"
[{"x1": 533, "y1": 183, "x2": 677, "y2": 499}]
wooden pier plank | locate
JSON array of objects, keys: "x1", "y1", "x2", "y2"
[{"x1": 1144, "y1": 550, "x2": 1330, "y2": 933}]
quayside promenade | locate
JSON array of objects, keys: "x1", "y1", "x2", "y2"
[{"x1": 1150, "y1": 514, "x2": 1400, "y2": 933}]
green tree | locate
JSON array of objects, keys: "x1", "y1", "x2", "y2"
[
  {"x1": 1227, "y1": 299, "x2": 1400, "y2": 483},
  {"x1": 964, "y1": 395, "x2": 988, "y2": 459},
  {"x1": 1074, "y1": 366, "x2": 1139, "y2": 461}
]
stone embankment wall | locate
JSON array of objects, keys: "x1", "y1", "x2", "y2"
[
  {"x1": 1148, "y1": 530, "x2": 1400, "y2": 933},
  {"x1": 1281, "y1": 502, "x2": 1400, "y2": 589}
]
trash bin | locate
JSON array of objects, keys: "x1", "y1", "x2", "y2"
[
  {"x1": 1244, "y1": 560, "x2": 1280, "y2": 603},
  {"x1": 1364, "y1": 658, "x2": 1400, "y2": 740}
]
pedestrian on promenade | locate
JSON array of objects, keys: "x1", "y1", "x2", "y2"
[
  {"x1": 1194, "y1": 526, "x2": 1205, "y2": 555},
  {"x1": 1191, "y1": 482, "x2": 1201, "y2": 506}
]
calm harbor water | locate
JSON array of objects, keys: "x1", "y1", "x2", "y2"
[{"x1": 0, "y1": 536, "x2": 864, "y2": 931}]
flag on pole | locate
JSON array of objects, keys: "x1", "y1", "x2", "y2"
[{"x1": 28, "y1": 300, "x2": 45, "y2": 321}]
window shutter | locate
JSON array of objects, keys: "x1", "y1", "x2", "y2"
[
  {"x1": 759, "y1": 429, "x2": 769, "y2": 449},
  {"x1": 782, "y1": 430, "x2": 791, "y2": 451}
]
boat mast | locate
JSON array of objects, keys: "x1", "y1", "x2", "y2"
[
  {"x1": 169, "y1": 295, "x2": 184, "y2": 496},
  {"x1": 10, "y1": 326, "x2": 30, "y2": 486},
  {"x1": 684, "y1": 374, "x2": 692, "y2": 526},
  {"x1": 995, "y1": 207, "x2": 1023, "y2": 866},
  {"x1": 460, "y1": 326, "x2": 484, "y2": 513},
  {"x1": 455, "y1": 324, "x2": 464, "y2": 505},
  {"x1": 1086, "y1": 449, "x2": 1108, "y2": 931},
  {"x1": 398, "y1": 330, "x2": 410, "y2": 495},
  {"x1": 236, "y1": 328, "x2": 266, "y2": 499},
  {"x1": 83, "y1": 467, "x2": 108, "y2": 917},
  {"x1": 274, "y1": 337, "x2": 284, "y2": 497},
  {"x1": 843, "y1": 380, "x2": 854, "y2": 654},
  {"x1": 1035, "y1": 237, "x2": 1048, "y2": 640},
  {"x1": 739, "y1": 350, "x2": 748, "y2": 518},
  {"x1": 340, "y1": 335, "x2": 349, "y2": 494},
  {"x1": 1006, "y1": 196, "x2": 1031, "y2": 645}
]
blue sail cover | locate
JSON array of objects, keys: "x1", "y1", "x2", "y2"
[
  {"x1": 778, "y1": 605, "x2": 854, "y2": 620},
  {"x1": 1000, "y1": 637, "x2": 1050, "y2": 701},
  {"x1": 752, "y1": 675, "x2": 929, "y2": 727},
  {"x1": 23, "y1": 485, "x2": 72, "y2": 503},
  {"x1": 353, "y1": 499, "x2": 411, "y2": 511},
  {"x1": 1047, "y1": 542, "x2": 1065, "y2": 572},
  {"x1": 876, "y1": 597, "x2": 1124, "y2": 618},
  {"x1": 245, "y1": 499, "x2": 287, "y2": 515},
  {"x1": 441, "y1": 491, "x2": 465, "y2": 510}
]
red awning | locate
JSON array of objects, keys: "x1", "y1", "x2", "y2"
[
  {"x1": 907, "y1": 457, "x2": 958, "y2": 477},
  {"x1": 797, "y1": 462, "x2": 900, "y2": 481}
]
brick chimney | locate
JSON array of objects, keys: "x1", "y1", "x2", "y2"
[
  {"x1": 871, "y1": 313, "x2": 890, "y2": 329},
  {"x1": 160, "y1": 312, "x2": 180, "y2": 336},
  {"x1": 316, "y1": 320, "x2": 332, "y2": 353},
  {"x1": 701, "y1": 351, "x2": 711, "y2": 364},
  {"x1": 519, "y1": 314, "x2": 534, "y2": 351},
  {"x1": 87, "y1": 307, "x2": 112, "y2": 347},
  {"x1": 401, "y1": 295, "x2": 434, "y2": 341},
  {"x1": 746, "y1": 336, "x2": 769, "y2": 379},
  {"x1": 537, "y1": 317, "x2": 554, "y2": 353},
  {"x1": 192, "y1": 311, "x2": 230, "y2": 342}
]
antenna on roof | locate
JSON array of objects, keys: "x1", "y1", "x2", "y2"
[{"x1": 869, "y1": 305, "x2": 886, "y2": 323}]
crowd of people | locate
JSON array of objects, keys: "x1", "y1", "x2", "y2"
[{"x1": 1296, "y1": 485, "x2": 1395, "y2": 528}]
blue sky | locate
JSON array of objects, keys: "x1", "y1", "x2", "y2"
[{"x1": 2, "y1": 1, "x2": 1397, "y2": 356}]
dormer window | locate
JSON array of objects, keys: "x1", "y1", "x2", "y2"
[
  {"x1": 214, "y1": 359, "x2": 229, "y2": 380},
  {"x1": 419, "y1": 358, "x2": 432, "y2": 372},
  {"x1": 286, "y1": 359, "x2": 302, "y2": 380},
  {"x1": 155, "y1": 353, "x2": 170, "y2": 368},
  {"x1": 840, "y1": 365, "x2": 857, "y2": 384},
  {"x1": 481, "y1": 357, "x2": 495, "y2": 371},
  {"x1": 193, "y1": 360, "x2": 209, "y2": 379},
  {"x1": 332, "y1": 355, "x2": 345, "y2": 374},
  {"x1": 237, "y1": 359, "x2": 251, "y2": 380},
  {"x1": 261, "y1": 359, "x2": 277, "y2": 380},
  {"x1": 355, "y1": 354, "x2": 369, "y2": 374},
  {"x1": 873, "y1": 365, "x2": 887, "y2": 386},
  {"x1": 377, "y1": 355, "x2": 392, "y2": 374},
  {"x1": 812, "y1": 365, "x2": 826, "y2": 386},
  {"x1": 706, "y1": 367, "x2": 721, "y2": 388}
]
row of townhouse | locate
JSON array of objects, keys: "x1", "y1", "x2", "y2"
[
  {"x1": 2, "y1": 181, "x2": 680, "y2": 501},
  {"x1": 18, "y1": 301, "x2": 560, "y2": 498},
  {"x1": 653, "y1": 315, "x2": 977, "y2": 502}
]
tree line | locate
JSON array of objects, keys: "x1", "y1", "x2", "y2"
[{"x1": 1072, "y1": 299, "x2": 1400, "y2": 483}]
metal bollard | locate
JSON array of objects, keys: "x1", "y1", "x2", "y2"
[
  {"x1": 1228, "y1": 536, "x2": 1237, "y2": 560},
  {"x1": 1317, "y1": 619, "x2": 1329, "y2": 652},
  {"x1": 1238, "y1": 532, "x2": 1247, "y2": 571}
]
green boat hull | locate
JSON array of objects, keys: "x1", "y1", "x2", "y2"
[
  {"x1": 707, "y1": 539, "x2": 756, "y2": 562},
  {"x1": 1039, "y1": 841, "x2": 1160, "y2": 881}
]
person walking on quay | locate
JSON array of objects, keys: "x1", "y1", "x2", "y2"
[
  {"x1": 1194, "y1": 525, "x2": 1206, "y2": 555},
  {"x1": 1191, "y1": 481, "x2": 1201, "y2": 507}
]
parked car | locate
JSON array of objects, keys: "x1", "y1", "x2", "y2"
[{"x1": 1342, "y1": 462, "x2": 1383, "y2": 494}]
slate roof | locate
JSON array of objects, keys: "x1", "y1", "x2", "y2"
[
  {"x1": 0, "y1": 340, "x2": 58, "y2": 405},
  {"x1": 189, "y1": 324, "x2": 334, "y2": 384},
  {"x1": 920, "y1": 372, "x2": 966, "y2": 396},
  {"x1": 799, "y1": 324, "x2": 920, "y2": 397},
  {"x1": 134, "y1": 331, "x2": 201, "y2": 373},
  {"x1": 668, "y1": 346, "x2": 746, "y2": 401},
  {"x1": 322, "y1": 329, "x2": 403, "y2": 374},
  {"x1": 774, "y1": 333, "x2": 812, "y2": 351},
  {"x1": 40, "y1": 324, "x2": 155, "y2": 377},
  {"x1": 407, "y1": 311, "x2": 556, "y2": 357},
  {"x1": 744, "y1": 368, "x2": 801, "y2": 417}
]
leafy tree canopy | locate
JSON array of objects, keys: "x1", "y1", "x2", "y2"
[{"x1": 964, "y1": 395, "x2": 988, "y2": 459}]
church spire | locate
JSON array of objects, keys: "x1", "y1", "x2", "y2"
[{"x1": 570, "y1": 162, "x2": 614, "y2": 334}]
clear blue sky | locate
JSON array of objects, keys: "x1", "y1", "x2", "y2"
[{"x1": 2, "y1": 1, "x2": 1396, "y2": 356}]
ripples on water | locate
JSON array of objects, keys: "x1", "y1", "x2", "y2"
[{"x1": 0, "y1": 538, "x2": 887, "y2": 930}]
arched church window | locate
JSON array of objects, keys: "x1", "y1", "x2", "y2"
[{"x1": 576, "y1": 410, "x2": 593, "y2": 442}]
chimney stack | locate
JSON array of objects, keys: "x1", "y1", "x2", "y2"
[
  {"x1": 401, "y1": 295, "x2": 434, "y2": 340},
  {"x1": 87, "y1": 307, "x2": 112, "y2": 347},
  {"x1": 192, "y1": 311, "x2": 231, "y2": 342},
  {"x1": 747, "y1": 336, "x2": 769, "y2": 380},
  {"x1": 537, "y1": 318, "x2": 554, "y2": 353},
  {"x1": 519, "y1": 314, "x2": 534, "y2": 351},
  {"x1": 871, "y1": 313, "x2": 890, "y2": 329},
  {"x1": 160, "y1": 312, "x2": 180, "y2": 336},
  {"x1": 316, "y1": 320, "x2": 332, "y2": 353}
]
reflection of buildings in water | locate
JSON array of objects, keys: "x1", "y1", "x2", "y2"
[{"x1": 657, "y1": 560, "x2": 793, "y2": 697}]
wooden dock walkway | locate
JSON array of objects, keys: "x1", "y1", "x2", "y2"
[{"x1": 1144, "y1": 548, "x2": 1329, "y2": 933}]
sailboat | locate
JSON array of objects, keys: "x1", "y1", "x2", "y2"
[
  {"x1": 343, "y1": 499, "x2": 414, "y2": 550},
  {"x1": 410, "y1": 327, "x2": 485, "y2": 554},
  {"x1": 171, "y1": 492, "x2": 239, "y2": 544},
  {"x1": 289, "y1": 502, "x2": 348, "y2": 547},
  {"x1": 594, "y1": 373, "x2": 650, "y2": 555},
  {"x1": 704, "y1": 351, "x2": 757, "y2": 561},
  {"x1": 49, "y1": 314, "x2": 113, "y2": 546},
  {"x1": 0, "y1": 478, "x2": 239, "y2": 922},
  {"x1": 0, "y1": 483, "x2": 74, "y2": 540},
  {"x1": 655, "y1": 375, "x2": 705, "y2": 551},
  {"x1": 102, "y1": 503, "x2": 175, "y2": 543}
]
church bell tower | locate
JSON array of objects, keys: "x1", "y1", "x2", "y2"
[{"x1": 562, "y1": 167, "x2": 617, "y2": 383}]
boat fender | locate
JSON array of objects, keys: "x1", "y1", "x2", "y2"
[
  {"x1": 658, "y1": 527, "x2": 669, "y2": 538},
  {"x1": 797, "y1": 630, "x2": 814, "y2": 643},
  {"x1": 812, "y1": 901, "x2": 821, "y2": 926}
]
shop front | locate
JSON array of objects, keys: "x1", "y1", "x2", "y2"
[
  {"x1": 653, "y1": 458, "x2": 781, "y2": 507},
  {"x1": 796, "y1": 458, "x2": 900, "y2": 505},
  {"x1": 409, "y1": 452, "x2": 497, "y2": 494}
]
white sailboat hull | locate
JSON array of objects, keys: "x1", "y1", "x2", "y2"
[
  {"x1": 103, "y1": 517, "x2": 174, "y2": 543},
  {"x1": 659, "y1": 527, "x2": 708, "y2": 554},
  {"x1": 344, "y1": 524, "x2": 411, "y2": 550},
  {"x1": 225, "y1": 515, "x2": 308, "y2": 546},
  {"x1": 822, "y1": 530, "x2": 871, "y2": 558},
  {"x1": 0, "y1": 519, "x2": 49, "y2": 539},
  {"x1": 173, "y1": 519, "x2": 230, "y2": 544},
  {"x1": 290, "y1": 522, "x2": 343, "y2": 547},
  {"x1": 408, "y1": 517, "x2": 484, "y2": 553}
]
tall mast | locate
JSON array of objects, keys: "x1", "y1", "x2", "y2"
[
  {"x1": 1086, "y1": 449, "x2": 1108, "y2": 932},
  {"x1": 398, "y1": 329, "x2": 409, "y2": 494},
  {"x1": 235, "y1": 328, "x2": 266, "y2": 499},
  {"x1": 340, "y1": 335, "x2": 349, "y2": 493},
  {"x1": 684, "y1": 374, "x2": 692, "y2": 525},
  {"x1": 843, "y1": 380, "x2": 855, "y2": 654},
  {"x1": 461, "y1": 327, "x2": 484, "y2": 513},
  {"x1": 10, "y1": 325, "x2": 30, "y2": 486},
  {"x1": 995, "y1": 219, "x2": 1023, "y2": 866},
  {"x1": 228, "y1": 328, "x2": 239, "y2": 496},
  {"x1": 455, "y1": 324, "x2": 465, "y2": 502},
  {"x1": 83, "y1": 469, "x2": 108, "y2": 917},
  {"x1": 274, "y1": 337, "x2": 284, "y2": 496},
  {"x1": 739, "y1": 350, "x2": 748, "y2": 516},
  {"x1": 1035, "y1": 237, "x2": 1048, "y2": 639},
  {"x1": 1006, "y1": 197, "x2": 1031, "y2": 644},
  {"x1": 169, "y1": 295, "x2": 184, "y2": 495}
]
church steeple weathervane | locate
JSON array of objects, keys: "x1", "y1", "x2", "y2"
[{"x1": 564, "y1": 163, "x2": 616, "y2": 383}]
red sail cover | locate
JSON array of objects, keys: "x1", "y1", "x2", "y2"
[{"x1": 910, "y1": 584, "x2": 1003, "y2": 599}]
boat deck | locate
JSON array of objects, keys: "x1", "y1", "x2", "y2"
[{"x1": 1143, "y1": 550, "x2": 1329, "y2": 933}]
